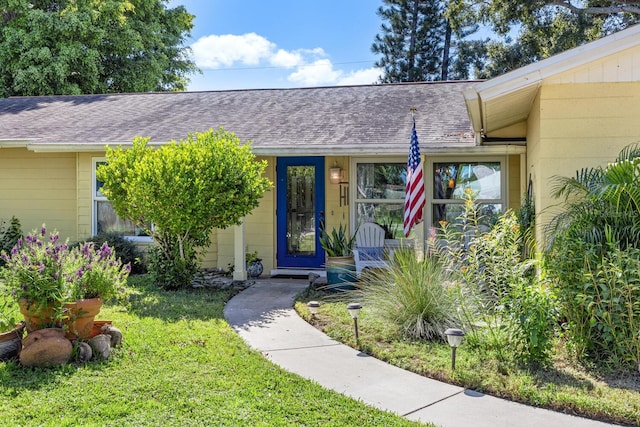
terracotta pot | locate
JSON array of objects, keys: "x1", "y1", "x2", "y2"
[
  {"x1": 0, "y1": 321, "x2": 25, "y2": 361},
  {"x1": 18, "y1": 299, "x2": 59, "y2": 332},
  {"x1": 64, "y1": 298, "x2": 103, "y2": 340},
  {"x1": 88, "y1": 320, "x2": 113, "y2": 339}
]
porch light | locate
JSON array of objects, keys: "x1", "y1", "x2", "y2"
[
  {"x1": 347, "y1": 302, "x2": 362, "y2": 347},
  {"x1": 444, "y1": 328, "x2": 465, "y2": 370},
  {"x1": 329, "y1": 166, "x2": 343, "y2": 184},
  {"x1": 307, "y1": 301, "x2": 320, "y2": 316}
]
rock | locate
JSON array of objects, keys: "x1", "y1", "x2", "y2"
[
  {"x1": 20, "y1": 328, "x2": 72, "y2": 367},
  {"x1": 89, "y1": 334, "x2": 111, "y2": 359},
  {"x1": 75, "y1": 341, "x2": 93, "y2": 363},
  {"x1": 102, "y1": 325, "x2": 122, "y2": 347}
]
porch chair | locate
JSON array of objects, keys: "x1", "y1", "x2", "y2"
[{"x1": 352, "y1": 222, "x2": 392, "y2": 278}]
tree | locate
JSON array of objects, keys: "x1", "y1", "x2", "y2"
[
  {"x1": 372, "y1": 0, "x2": 483, "y2": 82},
  {"x1": 461, "y1": 0, "x2": 640, "y2": 78},
  {"x1": 0, "y1": 0, "x2": 198, "y2": 97},
  {"x1": 97, "y1": 129, "x2": 272, "y2": 289}
]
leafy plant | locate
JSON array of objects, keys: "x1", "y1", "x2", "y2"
[
  {"x1": 360, "y1": 249, "x2": 460, "y2": 341},
  {"x1": 0, "y1": 226, "x2": 70, "y2": 313},
  {"x1": 0, "y1": 225, "x2": 130, "y2": 323},
  {"x1": 546, "y1": 143, "x2": 640, "y2": 252},
  {"x1": 0, "y1": 216, "x2": 22, "y2": 267},
  {"x1": 66, "y1": 241, "x2": 131, "y2": 301},
  {"x1": 507, "y1": 281, "x2": 557, "y2": 366},
  {"x1": 319, "y1": 222, "x2": 357, "y2": 257},
  {"x1": 0, "y1": 294, "x2": 20, "y2": 333},
  {"x1": 98, "y1": 129, "x2": 271, "y2": 289},
  {"x1": 73, "y1": 232, "x2": 146, "y2": 275}
]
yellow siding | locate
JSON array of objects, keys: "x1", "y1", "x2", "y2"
[
  {"x1": 77, "y1": 153, "x2": 97, "y2": 240},
  {"x1": 324, "y1": 156, "x2": 350, "y2": 233},
  {"x1": 215, "y1": 156, "x2": 275, "y2": 271},
  {"x1": 508, "y1": 154, "x2": 521, "y2": 211},
  {"x1": 529, "y1": 82, "x2": 640, "y2": 244},
  {"x1": 0, "y1": 148, "x2": 77, "y2": 240}
]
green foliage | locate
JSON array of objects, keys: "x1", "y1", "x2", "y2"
[
  {"x1": 547, "y1": 144, "x2": 640, "y2": 252},
  {"x1": 0, "y1": 225, "x2": 129, "y2": 318},
  {"x1": 0, "y1": 0, "x2": 198, "y2": 97},
  {"x1": 73, "y1": 232, "x2": 146, "y2": 275},
  {"x1": 66, "y1": 241, "x2": 131, "y2": 301},
  {"x1": 147, "y1": 244, "x2": 198, "y2": 291},
  {"x1": 0, "y1": 292, "x2": 20, "y2": 333},
  {"x1": 361, "y1": 250, "x2": 460, "y2": 341},
  {"x1": 548, "y1": 236, "x2": 640, "y2": 370},
  {"x1": 0, "y1": 216, "x2": 21, "y2": 267},
  {"x1": 319, "y1": 222, "x2": 357, "y2": 257},
  {"x1": 434, "y1": 197, "x2": 554, "y2": 364},
  {"x1": 97, "y1": 128, "x2": 271, "y2": 289},
  {"x1": 373, "y1": 0, "x2": 483, "y2": 82},
  {"x1": 507, "y1": 281, "x2": 557, "y2": 366}
]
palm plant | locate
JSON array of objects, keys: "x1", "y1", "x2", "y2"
[{"x1": 546, "y1": 143, "x2": 640, "y2": 252}]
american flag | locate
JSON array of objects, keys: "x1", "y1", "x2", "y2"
[{"x1": 403, "y1": 121, "x2": 425, "y2": 237}]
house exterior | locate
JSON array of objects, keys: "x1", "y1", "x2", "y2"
[
  {"x1": 0, "y1": 81, "x2": 524, "y2": 277},
  {"x1": 464, "y1": 23, "x2": 640, "y2": 245}
]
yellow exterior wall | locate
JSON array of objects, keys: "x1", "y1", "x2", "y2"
[
  {"x1": 528, "y1": 82, "x2": 640, "y2": 244},
  {"x1": 324, "y1": 156, "x2": 350, "y2": 233},
  {"x1": 216, "y1": 156, "x2": 275, "y2": 271},
  {"x1": 507, "y1": 154, "x2": 521, "y2": 211},
  {"x1": 0, "y1": 148, "x2": 77, "y2": 240}
]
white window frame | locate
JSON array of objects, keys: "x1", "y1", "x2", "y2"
[
  {"x1": 425, "y1": 156, "x2": 508, "y2": 229},
  {"x1": 92, "y1": 157, "x2": 152, "y2": 242},
  {"x1": 350, "y1": 156, "x2": 407, "y2": 238}
]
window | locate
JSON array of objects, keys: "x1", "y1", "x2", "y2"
[
  {"x1": 92, "y1": 159, "x2": 150, "y2": 240},
  {"x1": 353, "y1": 160, "x2": 407, "y2": 238},
  {"x1": 431, "y1": 160, "x2": 504, "y2": 229}
]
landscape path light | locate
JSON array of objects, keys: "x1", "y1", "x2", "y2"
[
  {"x1": 307, "y1": 301, "x2": 320, "y2": 317},
  {"x1": 444, "y1": 328, "x2": 465, "y2": 370},
  {"x1": 347, "y1": 302, "x2": 362, "y2": 347}
]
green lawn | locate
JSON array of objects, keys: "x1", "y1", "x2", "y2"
[
  {"x1": 0, "y1": 276, "x2": 423, "y2": 427},
  {"x1": 295, "y1": 297, "x2": 640, "y2": 426}
]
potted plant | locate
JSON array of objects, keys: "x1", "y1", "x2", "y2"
[
  {"x1": 1, "y1": 226, "x2": 130, "y2": 339},
  {"x1": 245, "y1": 250, "x2": 263, "y2": 279},
  {"x1": 64, "y1": 241, "x2": 131, "y2": 339},
  {"x1": 1, "y1": 226, "x2": 71, "y2": 331},
  {"x1": 319, "y1": 222, "x2": 358, "y2": 289}
]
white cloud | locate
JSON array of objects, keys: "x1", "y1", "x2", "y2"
[
  {"x1": 337, "y1": 68, "x2": 382, "y2": 86},
  {"x1": 191, "y1": 33, "x2": 275, "y2": 68},
  {"x1": 189, "y1": 32, "x2": 378, "y2": 89},
  {"x1": 270, "y1": 49, "x2": 304, "y2": 68},
  {"x1": 288, "y1": 59, "x2": 342, "y2": 86}
]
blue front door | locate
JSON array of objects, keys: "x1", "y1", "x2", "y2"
[{"x1": 276, "y1": 157, "x2": 325, "y2": 269}]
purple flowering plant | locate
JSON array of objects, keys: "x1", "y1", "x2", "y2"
[
  {"x1": 0, "y1": 226, "x2": 69, "y2": 312},
  {"x1": 66, "y1": 241, "x2": 131, "y2": 300},
  {"x1": 0, "y1": 225, "x2": 131, "y2": 311}
]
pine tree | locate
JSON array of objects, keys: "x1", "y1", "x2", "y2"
[{"x1": 372, "y1": 0, "x2": 482, "y2": 82}]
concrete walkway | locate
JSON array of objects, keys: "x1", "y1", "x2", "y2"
[{"x1": 223, "y1": 279, "x2": 615, "y2": 427}]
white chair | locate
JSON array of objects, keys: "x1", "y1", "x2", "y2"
[{"x1": 352, "y1": 222, "x2": 392, "y2": 278}]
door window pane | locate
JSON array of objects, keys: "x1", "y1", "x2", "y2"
[{"x1": 286, "y1": 165, "x2": 316, "y2": 256}]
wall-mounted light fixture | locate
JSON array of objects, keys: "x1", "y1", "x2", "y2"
[{"x1": 329, "y1": 165, "x2": 343, "y2": 184}]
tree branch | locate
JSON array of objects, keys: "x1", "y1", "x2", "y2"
[{"x1": 549, "y1": 0, "x2": 640, "y2": 15}]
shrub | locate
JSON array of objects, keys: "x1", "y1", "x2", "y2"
[
  {"x1": 360, "y1": 249, "x2": 459, "y2": 341},
  {"x1": 74, "y1": 232, "x2": 146, "y2": 275},
  {"x1": 507, "y1": 281, "x2": 557, "y2": 366},
  {"x1": 147, "y1": 244, "x2": 198, "y2": 291},
  {"x1": 0, "y1": 216, "x2": 22, "y2": 267},
  {"x1": 548, "y1": 234, "x2": 640, "y2": 370}
]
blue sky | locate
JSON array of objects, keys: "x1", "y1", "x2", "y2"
[{"x1": 168, "y1": 1, "x2": 383, "y2": 91}]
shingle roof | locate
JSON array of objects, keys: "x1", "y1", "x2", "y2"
[{"x1": 0, "y1": 82, "x2": 477, "y2": 155}]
